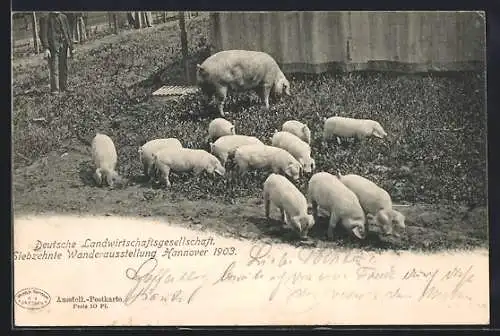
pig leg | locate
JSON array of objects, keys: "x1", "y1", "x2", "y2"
[
  {"x1": 220, "y1": 153, "x2": 228, "y2": 167},
  {"x1": 214, "y1": 85, "x2": 228, "y2": 117},
  {"x1": 199, "y1": 84, "x2": 215, "y2": 106},
  {"x1": 327, "y1": 213, "x2": 339, "y2": 240},
  {"x1": 237, "y1": 161, "x2": 249, "y2": 176},
  {"x1": 105, "y1": 170, "x2": 117, "y2": 189},
  {"x1": 147, "y1": 163, "x2": 159, "y2": 183},
  {"x1": 193, "y1": 167, "x2": 205, "y2": 185},
  {"x1": 281, "y1": 210, "x2": 292, "y2": 229},
  {"x1": 161, "y1": 166, "x2": 171, "y2": 188},
  {"x1": 321, "y1": 133, "x2": 330, "y2": 149},
  {"x1": 142, "y1": 162, "x2": 149, "y2": 177},
  {"x1": 264, "y1": 191, "x2": 271, "y2": 219},
  {"x1": 258, "y1": 84, "x2": 272, "y2": 109},
  {"x1": 148, "y1": 164, "x2": 158, "y2": 184},
  {"x1": 93, "y1": 168, "x2": 103, "y2": 186},
  {"x1": 311, "y1": 200, "x2": 319, "y2": 220}
]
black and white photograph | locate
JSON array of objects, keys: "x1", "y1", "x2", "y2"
[{"x1": 12, "y1": 11, "x2": 489, "y2": 326}]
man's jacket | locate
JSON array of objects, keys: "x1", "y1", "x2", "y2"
[{"x1": 39, "y1": 13, "x2": 74, "y2": 52}]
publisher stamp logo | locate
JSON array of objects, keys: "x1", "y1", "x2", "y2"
[{"x1": 14, "y1": 288, "x2": 51, "y2": 310}]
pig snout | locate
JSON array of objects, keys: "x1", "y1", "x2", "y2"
[
  {"x1": 351, "y1": 225, "x2": 367, "y2": 240},
  {"x1": 284, "y1": 82, "x2": 291, "y2": 96}
]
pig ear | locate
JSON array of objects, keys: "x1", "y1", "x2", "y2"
[
  {"x1": 372, "y1": 129, "x2": 384, "y2": 138},
  {"x1": 273, "y1": 79, "x2": 283, "y2": 96},
  {"x1": 196, "y1": 64, "x2": 207, "y2": 75},
  {"x1": 215, "y1": 167, "x2": 225, "y2": 176},
  {"x1": 377, "y1": 210, "x2": 392, "y2": 231},
  {"x1": 283, "y1": 163, "x2": 292, "y2": 175}
]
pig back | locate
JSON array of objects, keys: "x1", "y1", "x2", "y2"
[
  {"x1": 309, "y1": 172, "x2": 362, "y2": 216},
  {"x1": 141, "y1": 138, "x2": 182, "y2": 159},
  {"x1": 160, "y1": 148, "x2": 207, "y2": 172},
  {"x1": 199, "y1": 50, "x2": 280, "y2": 89},
  {"x1": 272, "y1": 131, "x2": 309, "y2": 157},
  {"x1": 282, "y1": 120, "x2": 310, "y2": 143},
  {"x1": 340, "y1": 174, "x2": 392, "y2": 213},
  {"x1": 92, "y1": 134, "x2": 117, "y2": 168},
  {"x1": 215, "y1": 135, "x2": 263, "y2": 153},
  {"x1": 236, "y1": 144, "x2": 274, "y2": 167},
  {"x1": 264, "y1": 173, "x2": 306, "y2": 209}
]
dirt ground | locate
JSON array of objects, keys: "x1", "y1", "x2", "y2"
[
  {"x1": 12, "y1": 18, "x2": 488, "y2": 252},
  {"x1": 12, "y1": 149, "x2": 487, "y2": 252}
]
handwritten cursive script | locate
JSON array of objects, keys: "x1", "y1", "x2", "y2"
[
  {"x1": 122, "y1": 245, "x2": 484, "y2": 313},
  {"x1": 124, "y1": 257, "x2": 205, "y2": 306}
]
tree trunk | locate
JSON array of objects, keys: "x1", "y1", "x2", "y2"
[
  {"x1": 31, "y1": 12, "x2": 40, "y2": 54},
  {"x1": 113, "y1": 13, "x2": 119, "y2": 34},
  {"x1": 178, "y1": 12, "x2": 191, "y2": 84}
]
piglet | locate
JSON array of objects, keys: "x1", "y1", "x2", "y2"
[
  {"x1": 271, "y1": 130, "x2": 315, "y2": 174},
  {"x1": 152, "y1": 148, "x2": 225, "y2": 188},
  {"x1": 91, "y1": 133, "x2": 122, "y2": 188},
  {"x1": 138, "y1": 138, "x2": 183, "y2": 180},
  {"x1": 323, "y1": 116, "x2": 387, "y2": 144},
  {"x1": 307, "y1": 172, "x2": 366, "y2": 240},
  {"x1": 282, "y1": 120, "x2": 311, "y2": 144},
  {"x1": 234, "y1": 144, "x2": 303, "y2": 181},
  {"x1": 207, "y1": 118, "x2": 236, "y2": 142},
  {"x1": 210, "y1": 134, "x2": 264, "y2": 166},
  {"x1": 338, "y1": 173, "x2": 406, "y2": 237},
  {"x1": 263, "y1": 173, "x2": 315, "y2": 239}
]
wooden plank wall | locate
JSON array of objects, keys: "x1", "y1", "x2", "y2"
[{"x1": 210, "y1": 11, "x2": 486, "y2": 73}]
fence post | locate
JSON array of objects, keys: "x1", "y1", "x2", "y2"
[
  {"x1": 31, "y1": 12, "x2": 40, "y2": 54},
  {"x1": 136, "y1": 12, "x2": 143, "y2": 28},
  {"x1": 178, "y1": 11, "x2": 191, "y2": 84},
  {"x1": 113, "y1": 12, "x2": 119, "y2": 34}
]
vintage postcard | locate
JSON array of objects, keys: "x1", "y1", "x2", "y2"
[{"x1": 12, "y1": 11, "x2": 488, "y2": 326}]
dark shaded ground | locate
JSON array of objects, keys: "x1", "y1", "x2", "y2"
[{"x1": 12, "y1": 15, "x2": 488, "y2": 251}]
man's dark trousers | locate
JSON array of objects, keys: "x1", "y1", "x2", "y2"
[
  {"x1": 49, "y1": 45, "x2": 69, "y2": 92},
  {"x1": 39, "y1": 12, "x2": 73, "y2": 93}
]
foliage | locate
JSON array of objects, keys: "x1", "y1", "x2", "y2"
[{"x1": 12, "y1": 16, "x2": 487, "y2": 207}]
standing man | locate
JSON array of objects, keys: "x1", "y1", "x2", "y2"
[
  {"x1": 143, "y1": 12, "x2": 153, "y2": 27},
  {"x1": 39, "y1": 12, "x2": 75, "y2": 95},
  {"x1": 65, "y1": 12, "x2": 78, "y2": 43}
]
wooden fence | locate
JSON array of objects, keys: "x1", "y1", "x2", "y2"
[
  {"x1": 11, "y1": 11, "x2": 199, "y2": 59},
  {"x1": 210, "y1": 11, "x2": 486, "y2": 73}
]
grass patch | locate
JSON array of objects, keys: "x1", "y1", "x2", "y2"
[{"x1": 12, "y1": 15, "x2": 487, "y2": 215}]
